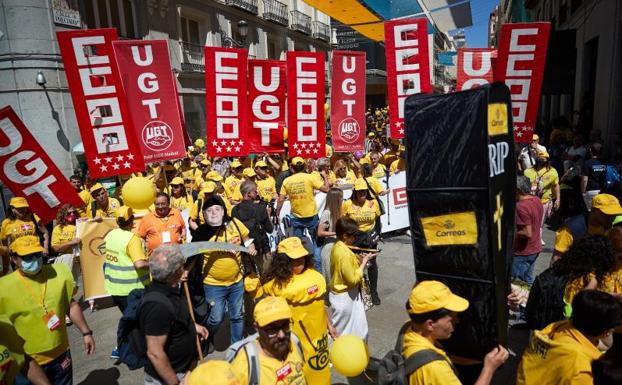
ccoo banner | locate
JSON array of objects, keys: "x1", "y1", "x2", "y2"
[
  {"x1": 331, "y1": 51, "x2": 366, "y2": 152},
  {"x1": 495, "y1": 22, "x2": 550, "y2": 143},
  {"x1": 248, "y1": 59, "x2": 287, "y2": 154},
  {"x1": 456, "y1": 48, "x2": 496, "y2": 91},
  {"x1": 113, "y1": 40, "x2": 187, "y2": 163},
  {"x1": 0, "y1": 107, "x2": 84, "y2": 224},
  {"x1": 205, "y1": 47, "x2": 250, "y2": 157},
  {"x1": 384, "y1": 18, "x2": 431, "y2": 139},
  {"x1": 57, "y1": 28, "x2": 145, "y2": 178},
  {"x1": 404, "y1": 83, "x2": 516, "y2": 361},
  {"x1": 286, "y1": 51, "x2": 326, "y2": 158}
]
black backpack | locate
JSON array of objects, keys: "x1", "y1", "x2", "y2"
[
  {"x1": 232, "y1": 201, "x2": 269, "y2": 252},
  {"x1": 364, "y1": 322, "x2": 458, "y2": 385},
  {"x1": 524, "y1": 267, "x2": 568, "y2": 330},
  {"x1": 116, "y1": 288, "x2": 175, "y2": 370}
]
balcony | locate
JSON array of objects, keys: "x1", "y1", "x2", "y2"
[
  {"x1": 313, "y1": 21, "x2": 330, "y2": 42},
  {"x1": 225, "y1": 0, "x2": 258, "y2": 15},
  {"x1": 290, "y1": 10, "x2": 311, "y2": 35},
  {"x1": 263, "y1": 0, "x2": 288, "y2": 26},
  {"x1": 179, "y1": 41, "x2": 205, "y2": 72}
]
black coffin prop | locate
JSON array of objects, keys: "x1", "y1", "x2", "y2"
[{"x1": 404, "y1": 83, "x2": 516, "y2": 360}]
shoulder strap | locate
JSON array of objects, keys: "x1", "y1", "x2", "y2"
[
  {"x1": 91, "y1": 200, "x2": 97, "y2": 218},
  {"x1": 291, "y1": 333, "x2": 303, "y2": 359},
  {"x1": 363, "y1": 177, "x2": 377, "y2": 198},
  {"x1": 244, "y1": 341, "x2": 260, "y2": 385},
  {"x1": 394, "y1": 321, "x2": 413, "y2": 351},
  {"x1": 404, "y1": 349, "x2": 457, "y2": 376}
]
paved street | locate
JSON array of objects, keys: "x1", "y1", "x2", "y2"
[{"x1": 68, "y1": 228, "x2": 555, "y2": 385}]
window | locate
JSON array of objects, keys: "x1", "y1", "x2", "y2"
[
  {"x1": 83, "y1": 0, "x2": 136, "y2": 38},
  {"x1": 267, "y1": 33, "x2": 280, "y2": 59},
  {"x1": 182, "y1": 95, "x2": 206, "y2": 141},
  {"x1": 180, "y1": 16, "x2": 200, "y2": 44}
]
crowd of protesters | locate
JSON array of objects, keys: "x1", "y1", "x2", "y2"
[{"x1": 1, "y1": 108, "x2": 622, "y2": 385}]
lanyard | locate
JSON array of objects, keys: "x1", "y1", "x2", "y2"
[{"x1": 17, "y1": 269, "x2": 49, "y2": 313}]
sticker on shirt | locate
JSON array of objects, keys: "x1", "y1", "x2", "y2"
[
  {"x1": 276, "y1": 363, "x2": 292, "y2": 381},
  {"x1": 42, "y1": 311, "x2": 61, "y2": 331},
  {"x1": 306, "y1": 285, "x2": 319, "y2": 295}
]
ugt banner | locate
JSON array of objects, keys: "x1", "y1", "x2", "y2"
[
  {"x1": 248, "y1": 59, "x2": 287, "y2": 154},
  {"x1": 112, "y1": 40, "x2": 187, "y2": 163},
  {"x1": 205, "y1": 47, "x2": 250, "y2": 157},
  {"x1": 286, "y1": 51, "x2": 326, "y2": 158},
  {"x1": 495, "y1": 22, "x2": 550, "y2": 143},
  {"x1": 457, "y1": 48, "x2": 496, "y2": 91},
  {"x1": 57, "y1": 28, "x2": 145, "y2": 178},
  {"x1": 0, "y1": 107, "x2": 84, "y2": 224},
  {"x1": 331, "y1": 51, "x2": 366, "y2": 152},
  {"x1": 384, "y1": 18, "x2": 431, "y2": 139}
]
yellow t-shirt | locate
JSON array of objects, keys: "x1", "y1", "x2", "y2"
[
  {"x1": 0, "y1": 317, "x2": 26, "y2": 385},
  {"x1": 257, "y1": 176, "x2": 277, "y2": 202},
  {"x1": 372, "y1": 164, "x2": 387, "y2": 178},
  {"x1": 365, "y1": 177, "x2": 384, "y2": 197},
  {"x1": 0, "y1": 265, "x2": 75, "y2": 365},
  {"x1": 516, "y1": 320, "x2": 601, "y2": 385},
  {"x1": 51, "y1": 224, "x2": 76, "y2": 249},
  {"x1": 402, "y1": 326, "x2": 460, "y2": 385},
  {"x1": 170, "y1": 194, "x2": 194, "y2": 212},
  {"x1": 330, "y1": 241, "x2": 363, "y2": 293},
  {"x1": 77, "y1": 189, "x2": 92, "y2": 218},
  {"x1": 201, "y1": 218, "x2": 249, "y2": 286},
  {"x1": 231, "y1": 340, "x2": 307, "y2": 385},
  {"x1": 342, "y1": 199, "x2": 380, "y2": 233},
  {"x1": 224, "y1": 175, "x2": 244, "y2": 199},
  {"x1": 329, "y1": 171, "x2": 356, "y2": 187},
  {"x1": 382, "y1": 150, "x2": 399, "y2": 167},
  {"x1": 0, "y1": 217, "x2": 40, "y2": 244},
  {"x1": 524, "y1": 167, "x2": 559, "y2": 203},
  {"x1": 390, "y1": 159, "x2": 406, "y2": 175},
  {"x1": 280, "y1": 173, "x2": 323, "y2": 218},
  {"x1": 87, "y1": 197, "x2": 121, "y2": 218}
]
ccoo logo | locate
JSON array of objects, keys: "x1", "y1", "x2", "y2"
[
  {"x1": 142, "y1": 121, "x2": 173, "y2": 151},
  {"x1": 338, "y1": 118, "x2": 360, "y2": 143}
]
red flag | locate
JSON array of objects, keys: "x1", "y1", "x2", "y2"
[
  {"x1": 495, "y1": 22, "x2": 551, "y2": 143},
  {"x1": 0, "y1": 107, "x2": 84, "y2": 223},
  {"x1": 286, "y1": 51, "x2": 326, "y2": 158},
  {"x1": 331, "y1": 51, "x2": 366, "y2": 152},
  {"x1": 57, "y1": 28, "x2": 145, "y2": 177},
  {"x1": 457, "y1": 48, "x2": 496, "y2": 91},
  {"x1": 112, "y1": 40, "x2": 187, "y2": 162},
  {"x1": 384, "y1": 18, "x2": 431, "y2": 139},
  {"x1": 248, "y1": 60, "x2": 287, "y2": 154},
  {"x1": 204, "y1": 47, "x2": 249, "y2": 157}
]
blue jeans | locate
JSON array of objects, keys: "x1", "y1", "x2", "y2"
[
  {"x1": 512, "y1": 253, "x2": 539, "y2": 285},
  {"x1": 204, "y1": 280, "x2": 244, "y2": 344},
  {"x1": 15, "y1": 350, "x2": 72, "y2": 385},
  {"x1": 290, "y1": 214, "x2": 321, "y2": 271}
]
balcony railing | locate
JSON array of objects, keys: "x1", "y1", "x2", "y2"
[
  {"x1": 312, "y1": 21, "x2": 330, "y2": 41},
  {"x1": 263, "y1": 0, "x2": 288, "y2": 26},
  {"x1": 225, "y1": 0, "x2": 258, "y2": 14},
  {"x1": 179, "y1": 41, "x2": 205, "y2": 72},
  {"x1": 290, "y1": 10, "x2": 311, "y2": 35}
]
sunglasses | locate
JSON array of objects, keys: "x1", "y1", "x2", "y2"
[{"x1": 263, "y1": 321, "x2": 292, "y2": 338}]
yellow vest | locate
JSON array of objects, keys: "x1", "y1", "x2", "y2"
[{"x1": 103, "y1": 229, "x2": 149, "y2": 296}]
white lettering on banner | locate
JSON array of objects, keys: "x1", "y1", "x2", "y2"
[
  {"x1": 0, "y1": 118, "x2": 60, "y2": 207},
  {"x1": 488, "y1": 142, "x2": 509, "y2": 177},
  {"x1": 505, "y1": 28, "x2": 537, "y2": 125},
  {"x1": 250, "y1": 64, "x2": 282, "y2": 146},
  {"x1": 215, "y1": 51, "x2": 240, "y2": 138},
  {"x1": 463, "y1": 52, "x2": 493, "y2": 77},
  {"x1": 137, "y1": 73, "x2": 159, "y2": 93},
  {"x1": 341, "y1": 56, "x2": 357, "y2": 116},
  {"x1": 79, "y1": 66, "x2": 114, "y2": 96},
  {"x1": 131, "y1": 45, "x2": 153, "y2": 66},
  {"x1": 254, "y1": 66, "x2": 279, "y2": 92},
  {"x1": 393, "y1": 24, "x2": 422, "y2": 121},
  {"x1": 253, "y1": 95, "x2": 279, "y2": 120},
  {"x1": 295, "y1": 57, "x2": 318, "y2": 141}
]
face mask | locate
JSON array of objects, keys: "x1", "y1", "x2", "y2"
[
  {"x1": 21, "y1": 256, "x2": 43, "y2": 275},
  {"x1": 65, "y1": 214, "x2": 76, "y2": 223}
]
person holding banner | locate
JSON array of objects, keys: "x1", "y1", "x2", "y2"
[
  {"x1": 87, "y1": 183, "x2": 121, "y2": 220},
  {"x1": 193, "y1": 160, "x2": 212, "y2": 195},
  {"x1": 1, "y1": 197, "x2": 49, "y2": 258},
  {"x1": 69, "y1": 175, "x2": 91, "y2": 218}
]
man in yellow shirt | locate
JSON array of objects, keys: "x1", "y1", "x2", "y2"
[
  {"x1": 230, "y1": 296, "x2": 307, "y2": 385},
  {"x1": 69, "y1": 174, "x2": 90, "y2": 218},
  {"x1": 0, "y1": 236, "x2": 95, "y2": 384},
  {"x1": 370, "y1": 151, "x2": 387, "y2": 178},
  {"x1": 224, "y1": 160, "x2": 245, "y2": 202},
  {"x1": 0, "y1": 317, "x2": 51, "y2": 385},
  {"x1": 254, "y1": 160, "x2": 277, "y2": 203},
  {"x1": 403, "y1": 281, "x2": 508, "y2": 385},
  {"x1": 516, "y1": 290, "x2": 621, "y2": 385},
  {"x1": 87, "y1": 183, "x2": 121, "y2": 219}
]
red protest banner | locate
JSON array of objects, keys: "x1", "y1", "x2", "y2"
[
  {"x1": 0, "y1": 107, "x2": 84, "y2": 223},
  {"x1": 384, "y1": 18, "x2": 431, "y2": 139},
  {"x1": 113, "y1": 40, "x2": 187, "y2": 163},
  {"x1": 457, "y1": 48, "x2": 496, "y2": 91},
  {"x1": 331, "y1": 51, "x2": 366, "y2": 152},
  {"x1": 204, "y1": 47, "x2": 249, "y2": 157},
  {"x1": 57, "y1": 28, "x2": 145, "y2": 177},
  {"x1": 495, "y1": 22, "x2": 550, "y2": 143},
  {"x1": 248, "y1": 60, "x2": 287, "y2": 154},
  {"x1": 286, "y1": 51, "x2": 325, "y2": 158}
]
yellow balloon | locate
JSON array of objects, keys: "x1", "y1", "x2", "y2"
[
  {"x1": 122, "y1": 177, "x2": 156, "y2": 210},
  {"x1": 330, "y1": 334, "x2": 369, "y2": 377}
]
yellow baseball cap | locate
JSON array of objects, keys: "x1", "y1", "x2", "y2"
[
  {"x1": 187, "y1": 361, "x2": 241, "y2": 385},
  {"x1": 200, "y1": 181, "x2": 217, "y2": 194},
  {"x1": 10, "y1": 235, "x2": 44, "y2": 256},
  {"x1": 200, "y1": 159, "x2": 211, "y2": 167},
  {"x1": 367, "y1": 132, "x2": 376, "y2": 138},
  {"x1": 532, "y1": 134, "x2": 539, "y2": 141},
  {"x1": 537, "y1": 150, "x2": 550, "y2": 159},
  {"x1": 9, "y1": 197, "x2": 29, "y2": 208},
  {"x1": 254, "y1": 160, "x2": 268, "y2": 168},
  {"x1": 194, "y1": 138, "x2": 205, "y2": 148},
  {"x1": 592, "y1": 194, "x2": 622, "y2": 215},
  {"x1": 89, "y1": 183, "x2": 105, "y2": 194},
  {"x1": 230, "y1": 160, "x2": 243, "y2": 169},
  {"x1": 353, "y1": 178, "x2": 368, "y2": 191},
  {"x1": 206, "y1": 171, "x2": 223, "y2": 182},
  {"x1": 291, "y1": 156, "x2": 305, "y2": 166},
  {"x1": 170, "y1": 177, "x2": 184, "y2": 185},
  {"x1": 243, "y1": 168, "x2": 256, "y2": 178},
  {"x1": 359, "y1": 158, "x2": 370, "y2": 165},
  {"x1": 277, "y1": 237, "x2": 309, "y2": 259},
  {"x1": 407, "y1": 280, "x2": 469, "y2": 314},
  {"x1": 114, "y1": 206, "x2": 134, "y2": 221},
  {"x1": 254, "y1": 296, "x2": 292, "y2": 327}
]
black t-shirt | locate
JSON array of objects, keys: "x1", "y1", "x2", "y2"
[
  {"x1": 139, "y1": 281, "x2": 197, "y2": 379},
  {"x1": 581, "y1": 158, "x2": 607, "y2": 191}
]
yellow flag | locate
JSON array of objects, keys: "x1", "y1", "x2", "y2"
[{"x1": 76, "y1": 219, "x2": 118, "y2": 300}]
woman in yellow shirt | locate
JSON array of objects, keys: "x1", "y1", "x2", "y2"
[
  {"x1": 0, "y1": 197, "x2": 49, "y2": 257},
  {"x1": 51, "y1": 204, "x2": 81, "y2": 278},
  {"x1": 330, "y1": 160, "x2": 356, "y2": 187},
  {"x1": 262, "y1": 237, "x2": 332, "y2": 384},
  {"x1": 329, "y1": 217, "x2": 376, "y2": 341},
  {"x1": 168, "y1": 177, "x2": 194, "y2": 212},
  {"x1": 343, "y1": 178, "x2": 382, "y2": 305}
]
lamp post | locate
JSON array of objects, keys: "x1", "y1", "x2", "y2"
[{"x1": 220, "y1": 20, "x2": 249, "y2": 48}]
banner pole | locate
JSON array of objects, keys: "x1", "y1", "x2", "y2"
[
  {"x1": 183, "y1": 281, "x2": 204, "y2": 361},
  {"x1": 385, "y1": 169, "x2": 391, "y2": 225}
]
